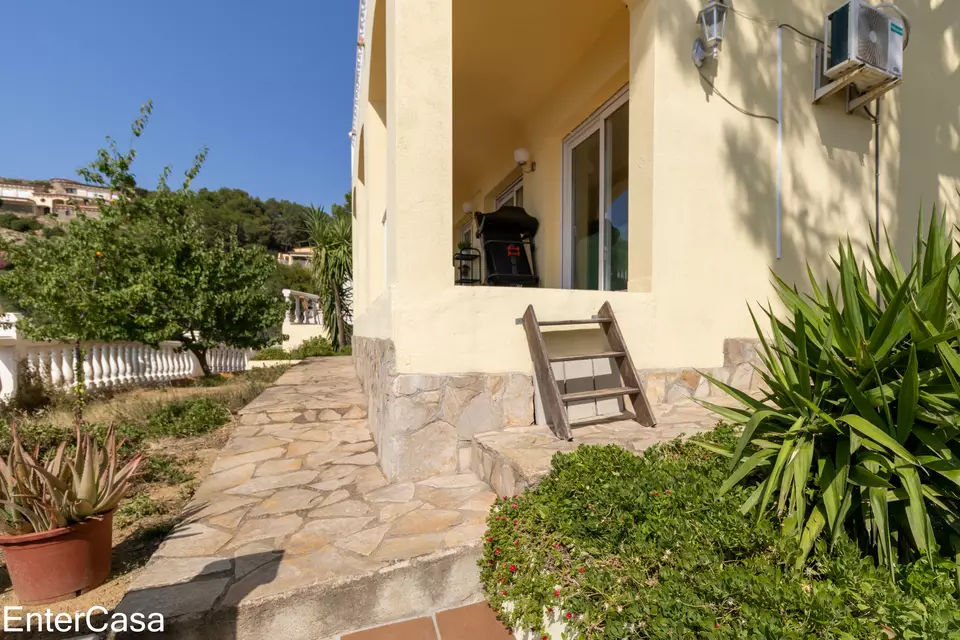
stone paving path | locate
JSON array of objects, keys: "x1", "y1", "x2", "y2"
[{"x1": 117, "y1": 357, "x2": 496, "y2": 637}]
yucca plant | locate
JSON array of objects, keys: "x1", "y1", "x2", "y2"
[
  {"x1": 0, "y1": 424, "x2": 142, "y2": 535},
  {"x1": 699, "y1": 210, "x2": 960, "y2": 573}
]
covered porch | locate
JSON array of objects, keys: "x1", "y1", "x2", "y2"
[
  {"x1": 352, "y1": 0, "x2": 666, "y2": 379},
  {"x1": 450, "y1": 0, "x2": 648, "y2": 295}
]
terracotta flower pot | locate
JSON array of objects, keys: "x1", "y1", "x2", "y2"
[{"x1": 0, "y1": 511, "x2": 114, "y2": 604}]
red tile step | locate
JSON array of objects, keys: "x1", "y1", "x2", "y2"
[{"x1": 341, "y1": 602, "x2": 513, "y2": 640}]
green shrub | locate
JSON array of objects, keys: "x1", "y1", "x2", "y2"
[
  {"x1": 139, "y1": 453, "x2": 194, "y2": 485},
  {"x1": 482, "y1": 430, "x2": 960, "y2": 639},
  {"x1": 251, "y1": 336, "x2": 341, "y2": 360},
  {"x1": 145, "y1": 397, "x2": 230, "y2": 438},
  {"x1": 116, "y1": 491, "x2": 169, "y2": 527},
  {"x1": 702, "y1": 211, "x2": 960, "y2": 570},
  {"x1": 291, "y1": 335, "x2": 335, "y2": 358},
  {"x1": 251, "y1": 346, "x2": 294, "y2": 361}
]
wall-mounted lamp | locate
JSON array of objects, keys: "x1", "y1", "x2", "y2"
[
  {"x1": 462, "y1": 201, "x2": 474, "y2": 215},
  {"x1": 693, "y1": 0, "x2": 729, "y2": 67},
  {"x1": 514, "y1": 148, "x2": 536, "y2": 173}
]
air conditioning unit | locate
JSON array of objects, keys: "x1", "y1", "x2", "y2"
[{"x1": 824, "y1": 0, "x2": 905, "y2": 90}]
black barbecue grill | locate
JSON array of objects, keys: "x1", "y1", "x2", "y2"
[{"x1": 474, "y1": 206, "x2": 540, "y2": 287}]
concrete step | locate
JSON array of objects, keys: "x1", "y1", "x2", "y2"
[{"x1": 471, "y1": 403, "x2": 726, "y2": 496}]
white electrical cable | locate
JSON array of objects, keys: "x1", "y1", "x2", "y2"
[{"x1": 776, "y1": 27, "x2": 784, "y2": 260}]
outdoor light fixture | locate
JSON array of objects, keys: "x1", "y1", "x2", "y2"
[
  {"x1": 462, "y1": 201, "x2": 474, "y2": 215},
  {"x1": 693, "y1": 0, "x2": 729, "y2": 67},
  {"x1": 514, "y1": 148, "x2": 536, "y2": 173}
]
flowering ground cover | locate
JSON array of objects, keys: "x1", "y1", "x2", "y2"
[{"x1": 480, "y1": 425, "x2": 960, "y2": 639}]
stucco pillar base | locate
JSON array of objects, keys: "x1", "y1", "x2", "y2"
[{"x1": 353, "y1": 337, "x2": 534, "y2": 483}]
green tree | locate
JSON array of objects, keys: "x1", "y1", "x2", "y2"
[
  {"x1": 307, "y1": 204, "x2": 352, "y2": 350},
  {"x1": 0, "y1": 102, "x2": 288, "y2": 378}
]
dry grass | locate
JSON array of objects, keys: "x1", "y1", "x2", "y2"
[{"x1": 0, "y1": 366, "x2": 290, "y2": 628}]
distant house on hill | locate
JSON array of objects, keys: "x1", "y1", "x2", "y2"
[
  {"x1": 277, "y1": 246, "x2": 313, "y2": 268},
  {"x1": 0, "y1": 177, "x2": 119, "y2": 220}
]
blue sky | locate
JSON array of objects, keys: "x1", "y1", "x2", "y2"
[{"x1": 0, "y1": 0, "x2": 358, "y2": 209}]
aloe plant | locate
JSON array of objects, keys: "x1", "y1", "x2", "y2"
[
  {"x1": 0, "y1": 424, "x2": 142, "y2": 536},
  {"x1": 700, "y1": 210, "x2": 960, "y2": 572}
]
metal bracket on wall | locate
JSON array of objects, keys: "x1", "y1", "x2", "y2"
[{"x1": 812, "y1": 42, "x2": 900, "y2": 115}]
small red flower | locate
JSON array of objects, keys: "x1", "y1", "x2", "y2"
[
  {"x1": 503, "y1": 590, "x2": 508, "y2": 595},
  {"x1": 513, "y1": 519, "x2": 518, "y2": 524},
  {"x1": 653, "y1": 491, "x2": 659, "y2": 496},
  {"x1": 566, "y1": 612, "x2": 573, "y2": 620},
  {"x1": 495, "y1": 548, "x2": 501, "y2": 555},
  {"x1": 503, "y1": 496, "x2": 508, "y2": 500},
  {"x1": 715, "y1": 623, "x2": 721, "y2": 629},
  {"x1": 489, "y1": 561, "x2": 494, "y2": 566},
  {"x1": 554, "y1": 589, "x2": 561, "y2": 597},
  {"x1": 547, "y1": 608, "x2": 553, "y2": 613},
  {"x1": 665, "y1": 490, "x2": 672, "y2": 495},
  {"x1": 512, "y1": 503, "x2": 518, "y2": 509},
  {"x1": 509, "y1": 565, "x2": 517, "y2": 572},
  {"x1": 501, "y1": 578, "x2": 506, "y2": 584},
  {"x1": 542, "y1": 636, "x2": 548, "y2": 640},
  {"x1": 514, "y1": 540, "x2": 519, "y2": 546},
  {"x1": 487, "y1": 537, "x2": 493, "y2": 542},
  {"x1": 579, "y1": 567, "x2": 585, "y2": 573}
]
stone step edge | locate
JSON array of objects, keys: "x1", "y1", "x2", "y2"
[
  {"x1": 114, "y1": 545, "x2": 485, "y2": 640},
  {"x1": 471, "y1": 438, "x2": 540, "y2": 499}
]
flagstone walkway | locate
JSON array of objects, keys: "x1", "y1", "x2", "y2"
[
  {"x1": 116, "y1": 357, "x2": 497, "y2": 639},
  {"x1": 115, "y1": 357, "x2": 732, "y2": 639}
]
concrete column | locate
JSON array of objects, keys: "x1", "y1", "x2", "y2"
[
  {"x1": 626, "y1": 0, "x2": 657, "y2": 293},
  {"x1": 385, "y1": 0, "x2": 454, "y2": 290}
]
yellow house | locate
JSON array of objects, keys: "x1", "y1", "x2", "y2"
[{"x1": 350, "y1": 0, "x2": 960, "y2": 482}]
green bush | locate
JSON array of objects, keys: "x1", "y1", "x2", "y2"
[
  {"x1": 139, "y1": 453, "x2": 194, "y2": 484},
  {"x1": 251, "y1": 336, "x2": 342, "y2": 360},
  {"x1": 0, "y1": 213, "x2": 41, "y2": 233},
  {"x1": 481, "y1": 430, "x2": 960, "y2": 639},
  {"x1": 292, "y1": 335, "x2": 336, "y2": 358},
  {"x1": 702, "y1": 211, "x2": 960, "y2": 570},
  {"x1": 251, "y1": 346, "x2": 294, "y2": 361},
  {"x1": 145, "y1": 397, "x2": 230, "y2": 438}
]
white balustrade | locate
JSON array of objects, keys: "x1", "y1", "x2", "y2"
[
  {"x1": 282, "y1": 289, "x2": 323, "y2": 326},
  {"x1": 0, "y1": 340, "x2": 252, "y2": 400}
]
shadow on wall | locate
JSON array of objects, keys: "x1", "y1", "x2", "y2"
[{"x1": 660, "y1": 0, "x2": 960, "y2": 296}]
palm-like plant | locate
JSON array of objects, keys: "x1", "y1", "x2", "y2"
[
  {"x1": 700, "y1": 210, "x2": 960, "y2": 573},
  {"x1": 306, "y1": 205, "x2": 352, "y2": 350}
]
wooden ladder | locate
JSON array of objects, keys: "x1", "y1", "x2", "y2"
[{"x1": 521, "y1": 301, "x2": 657, "y2": 440}]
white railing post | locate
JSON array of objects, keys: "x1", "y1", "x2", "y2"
[
  {"x1": 117, "y1": 344, "x2": 128, "y2": 385},
  {"x1": 0, "y1": 345, "x2": 17, "y2": 401},
  {"x1": 81, "y1": 346, "x2": 92, "y2": 390},
  {"x1": 107, "y1": 344, "x2": 118, "y2": 386},
  {"x1": 90, "y1": 345, "x2": 102, "y2": 389},
  {"x1": 49, "y1": 347, "x2": 62, "y2": 388},
  {"x1": 61, "y1": 346, "x2": 74, "y2": 388}
]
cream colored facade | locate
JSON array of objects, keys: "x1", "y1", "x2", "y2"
[{"x1": 350, "y1": 0, "x2": 960, "y2": 375}]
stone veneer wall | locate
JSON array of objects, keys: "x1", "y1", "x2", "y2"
[
  {"x1": 638, "y1": 338, "x2": 766, "y2": 407},
  {"x1": 353, "y1": 336, "x2": 534, "y2": 483}
]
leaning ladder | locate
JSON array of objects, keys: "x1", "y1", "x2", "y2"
[{"x1": 520, "y1": 301, "x2": 657, "y2": 440}]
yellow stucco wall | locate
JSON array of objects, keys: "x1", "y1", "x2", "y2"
[{"x1": 353, "y1": 0, "x2": 960, "y2": 375}]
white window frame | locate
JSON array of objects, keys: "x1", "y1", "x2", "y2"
[
  {"x1": 495, "y1": 177, "x2": 524, "y2": 209},
  {"x1": 560, "y1": 85, "x2": 629, "y2": 290}
]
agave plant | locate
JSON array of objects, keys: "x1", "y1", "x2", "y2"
[
  {"x1": 700, "y1": 210, "x2": 960, "y2": 573},
  {"x1": 0, "y1": 424, "x2": 142, "y2": 536}
]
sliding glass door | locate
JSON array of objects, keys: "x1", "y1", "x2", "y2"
[{"x1": 563, "y1": 87, "x2": 629, "y2": 291}]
